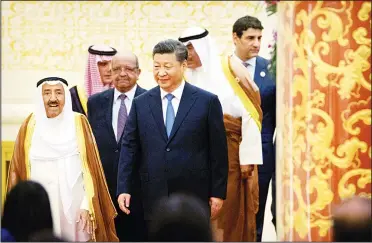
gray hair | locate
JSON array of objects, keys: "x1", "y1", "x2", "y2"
[{"x1": 152, "y1": 39, "x2": 188, "y2": 63}]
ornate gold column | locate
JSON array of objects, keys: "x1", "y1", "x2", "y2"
[{"x1": 276, "y1": 1, "x2": 371, "y2": 241}]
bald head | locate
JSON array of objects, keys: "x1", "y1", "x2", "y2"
[
  {"x1": 333, "y1": 196, "x2": 371, "y2": 242},
  {"x1": 111, "y1": 50, "x2": 141, "y2": 93},
  {"x1": 112, "y1": 50, "x2": 139, "y2": 68}
]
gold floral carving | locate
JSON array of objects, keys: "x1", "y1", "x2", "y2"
[
  {"x1": 338, "y1": 169, "x2": 371, "y2": 200},
  {"x1": 277, "y1": 1, "x2": 371, "y2": 240},
  {"x1": 342, "y1": 97, "x2": 371, "y2": 136},
  {"x1": 358, "y1": 2, "x2": 371, "y2": 22}
]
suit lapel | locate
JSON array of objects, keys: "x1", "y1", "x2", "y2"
[
  {"x1": 104, "y1": 89, "x2": 117, "y2": 143},
  {"x1": 148, "y1": 87, "x2": 168, "y2": 142},
  {"x1": 254, "y1": 57, "x2": 265, "y2": 92},
  {"x1": 167, "y1": 82, "x2": 197, "y2": 144}
]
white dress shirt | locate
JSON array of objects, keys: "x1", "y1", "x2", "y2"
[
  {"x1": 112, "y1": 84, "x2": 138, "y2": 140},
  {"x1": 160, "y1": 81, "x2": 185, "y2": 124},
  {"x1": 233, "y1": 52, "x2": 256, "y2": 80}
]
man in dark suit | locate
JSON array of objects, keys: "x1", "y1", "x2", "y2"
[
  {"x1": 87, "y1": 51, "x2": 147, "y2": 241},
  {"x1": 232, "y1": 15, "x2": 276, "y2": 242},
  {"x1": 117, "y1": 39, "x2": 228, "y2": 237}
]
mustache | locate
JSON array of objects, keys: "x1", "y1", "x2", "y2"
[{"x1": 48, "y1": 101, "x2": 59, "y2": 106}]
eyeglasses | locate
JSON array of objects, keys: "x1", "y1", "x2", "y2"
[{"x1": 112, "y1": 66, "x2": 138, "y2": 74}]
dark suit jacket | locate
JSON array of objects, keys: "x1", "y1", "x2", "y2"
[
  {"x1": 87, "y1": 85, "x2": 147, "y2": 204},
  {"x1": 117, "y1": 82, "x2": 228, "y2": 220},
  {"x1": 254, "y1": 56, "x2": 276, "y2": 171}
]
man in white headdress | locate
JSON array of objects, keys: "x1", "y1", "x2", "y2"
[
  {"x1": 70, "y1": 44, "x2": 117, "y2": 116},
  {"x1": 7, "y1": 77, "x2": 119, "y2": 242},
  {"x1": 179, "y1": 27, "x2": 263, "y2": 242}
]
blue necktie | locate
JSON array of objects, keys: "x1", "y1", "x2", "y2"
[{"x1": 165, "y1": 94, "x2": 175, "y2": 138}]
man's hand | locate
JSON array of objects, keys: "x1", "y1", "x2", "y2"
[
  {"x1": 76, "y1": 209, "x2": 93, "y2": 234},
  {"x1": 118, "y1": 193, "x2": 131, "y2": 215},
  {"x1": 209, "y1": 197, "x2": 223, "y2": 219},
  {"x1": 240, "y1": 164, "x2": 254, "y2": 179}
]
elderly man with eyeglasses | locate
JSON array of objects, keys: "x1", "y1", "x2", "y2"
[{"x1": 87, "y1": 50, "x2": 147, "y2": 242}]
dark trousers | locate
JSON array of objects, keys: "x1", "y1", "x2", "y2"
[
  {"x1": 144, "y1": 220, "x2": 152, "y2": 241},
  {"x1": 115, "y1": 209, "x2": 145, "y2": 242},
  {"x1": 113, "y1": 189, "x2": 145, "y2": 242},
  {"x1": 256, "y1": 142, "x2": 276, "y2": 242}
]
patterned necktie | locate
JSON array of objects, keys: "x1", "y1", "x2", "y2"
[
  {"x1": 165, "y1": 93, "x2": 175, "y2": 138},
  {"x1": 117, "y1": 94, "x2": 127, "y2": 142},
  {"x1": 242, "y1": 62, "x2": 249, "y2": 68}
]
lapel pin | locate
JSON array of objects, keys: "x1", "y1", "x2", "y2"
[{"x1": 260, "y1": 71, "x2": 266, "y2": 77}]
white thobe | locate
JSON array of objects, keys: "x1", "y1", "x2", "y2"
[
  {"x1": 193, "y1": 78, "x2": 263, "y2": 165},
  {"x1": 30, "y1": 153, "x2": 90, "y2": 241},
  {"x1": 220, "y1": 94, "x2": 263, "y2": 165}
]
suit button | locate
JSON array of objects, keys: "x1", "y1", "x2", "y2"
[
  {"x1": 115, "y1": 149, "x2": 119, "y2": 153},
  {"x1": 166, "y1": 148, "x2": 171, "y2": 152}
]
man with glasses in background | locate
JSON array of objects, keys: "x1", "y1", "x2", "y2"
[{"x1": 87, "y1": 50, "x2": 147, "y2": 241}]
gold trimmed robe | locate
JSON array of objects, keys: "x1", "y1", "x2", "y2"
[
  {"x1": 211, "y1": 55, "x2": 263, "y2": 242},
  {"x1": 6, "y1": 113, "x2": 119, "y2": 242}
]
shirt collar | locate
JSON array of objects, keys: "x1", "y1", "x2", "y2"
[
  {"x1": 246, "y1": 57, "x2": 257, "y2": 67},
  {"x1": 160, "y1": 80, "x2": 185, "y2": 100},
  {"x1": 114, "y1": 84, "x2": 138, "y2": 102},
  {"x1": 233, "y1": 51, "x2": 256, "y2": 67}
]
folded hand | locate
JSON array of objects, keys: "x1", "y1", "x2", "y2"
[{"x1": 76, "y1": 209, "x2": 93, "y2": 235}]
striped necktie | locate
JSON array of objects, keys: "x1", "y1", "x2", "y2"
[{"x1": 117, "y1": 94, "x2": 127, "y2": 142}]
